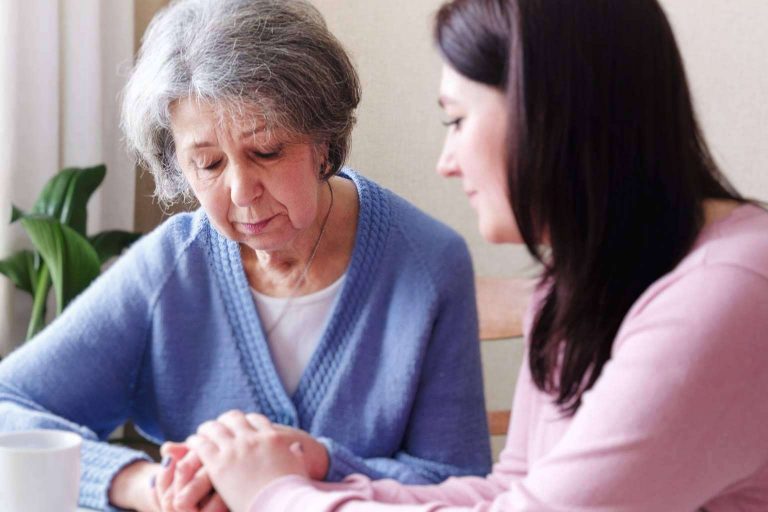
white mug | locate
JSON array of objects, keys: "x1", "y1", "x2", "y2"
[{"x1": 0, "y1": 429, "x2": 83, "y2": 512}]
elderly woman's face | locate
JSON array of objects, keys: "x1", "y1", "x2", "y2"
[{"x1": 170, "y1": 99, "x2": 324, "y2": 252}]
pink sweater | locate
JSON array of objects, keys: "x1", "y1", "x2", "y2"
[{"x1": 252, "y1": 204, "x2": 768, "y2": 511}]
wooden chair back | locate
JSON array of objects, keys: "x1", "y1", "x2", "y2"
[{"x1": 476, "y1": 277, "x2": 533, "y2": 436}]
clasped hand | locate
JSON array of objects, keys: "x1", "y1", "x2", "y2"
[{"x1": 153, "y1": 410, "x2": 327, "y2": 512}]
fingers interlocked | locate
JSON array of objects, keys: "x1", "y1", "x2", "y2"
[{"x1": 156, "y1": 410, "x2": 276, "y2": 512}]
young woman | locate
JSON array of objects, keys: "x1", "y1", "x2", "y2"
[{"x1": 162, "y1": 0, "x2": 768, "y2": 511}]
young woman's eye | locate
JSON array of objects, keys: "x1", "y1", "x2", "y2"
[{"x1": 442, "y1": 117, "x2": 464, "y2": 130}]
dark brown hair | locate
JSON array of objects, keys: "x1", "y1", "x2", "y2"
[{"x1": 436, "y1": 0, "x2": 743, "y2": 414}]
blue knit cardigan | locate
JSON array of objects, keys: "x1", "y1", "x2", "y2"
[{"x1": 0, "y1": 171, "x2": 491, "y2": 510}]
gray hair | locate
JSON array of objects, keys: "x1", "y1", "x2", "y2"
[{"x1": 121, "y1": 0, "x2": 361, "y2": 204}]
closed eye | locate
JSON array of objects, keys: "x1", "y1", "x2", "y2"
[
  {"x1": 251, "y1": 144, "x2": 285, "y2": 160},
  {"x1": 442, "y1": 117, "x2": 463, "y2": 129},
  {"x1": 254, "y1": 150, "x2": 281, "y2": 159},
  {"x1": 199, "y1": 160, "x2": 223, "y2": 171}
]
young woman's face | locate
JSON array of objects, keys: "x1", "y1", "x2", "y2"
[
  {"x1": 170, "y1": 99, "x2": 325, "y2": 253},
  {"x1": 437, "y1": 64, "x2": 521, "y2": 244}
]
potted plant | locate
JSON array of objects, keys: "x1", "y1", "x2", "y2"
[{"x1": 0, "y1": 164, "x2": 142, "y2": 343}]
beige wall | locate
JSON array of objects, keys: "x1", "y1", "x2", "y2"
[
  {"x1": 660, "y1": 0, "x2": 768, "y2": 199},
  {"x1": 133, "y1": 0, "x2": 172, "y2": 233}
]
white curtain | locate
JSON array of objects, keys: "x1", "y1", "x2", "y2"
[{"x1": 0, "y1": 0, "x2": 135, "y2": 354}]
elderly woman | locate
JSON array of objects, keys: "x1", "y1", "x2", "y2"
[{"x1": 0, "y1": 0, "x2": 492, "y2": 510}]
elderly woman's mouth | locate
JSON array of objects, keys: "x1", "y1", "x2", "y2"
[{"x1": 234, "y1": 215, "x2": 277, "y2": 235}]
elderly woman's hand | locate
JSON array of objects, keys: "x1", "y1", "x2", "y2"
[
  {"x1": 153, "y1": 442, "x2": 226, "y2": 512},
  {"x1": 183, "y1": 411, "x2": 312, "y2": 512},
  {"x1": 108, "y1": 460, "x2": 164, "y2": 511},
  {"x1": 269, "y1": 421, "x2": 330, "y2": 480}
]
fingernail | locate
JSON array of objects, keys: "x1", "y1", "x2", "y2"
[
  {"x1": 161, "y1": 455, "x2": 172, "y2": 468},
  {"x1": 149, "y1": 475, "x2": 156, "y2": 488}
]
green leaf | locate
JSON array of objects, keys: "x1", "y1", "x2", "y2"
[
  {"x1": 32, "y1": 165, "x2": 106, "y2": 234},
  {"x1": 89, "y1": 230, "x2": 142, "y2": 265},
  {"x1": 0, "y1": 250, "x2": 37, "y2": 295},
  {"x1": 11, "y1": 204, "x2": 25, "y2": 223},
  {"x1": 27, "y1": 264, "x2": 50, "y2": 340},
  {"x1": 20, "y1": 215, "x2": 101, "y2": 314}
]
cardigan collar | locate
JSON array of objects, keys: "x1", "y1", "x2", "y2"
[{"x1": 205, "y1": 170, "x2": 392, "y2": 428}]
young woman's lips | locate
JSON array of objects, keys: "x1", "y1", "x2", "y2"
[{"x1": 235, "y1": 215, "x2": 277, "y2": 235}]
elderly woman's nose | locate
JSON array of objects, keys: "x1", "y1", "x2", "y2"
[{"x1": 229, "y1": 165, "x2": 263, "y2": 206}]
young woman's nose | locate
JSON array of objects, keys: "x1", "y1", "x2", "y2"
[
  {"x1": 229, "y1": 163, "x2": 264, "y2": 207},
  {"x1": 436, "y1": 137, "x2": 460, "y2": 178}
]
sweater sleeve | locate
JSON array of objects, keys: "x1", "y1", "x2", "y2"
[
  {"x1": 320, "y1": 236, "x2": 492, "y2": 484},
  {"x1": 249, "y1": 263, "x2": 768, "y2": 511},
  {"x1": 0, "y1": 233, "x2": 164, "y2": 511}
]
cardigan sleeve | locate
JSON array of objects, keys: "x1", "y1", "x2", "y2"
[
  {"x1": 0, "y1": 233, "x2": 165, "y2": 511},
  {"x1": 321, "y1": 236, "x2": 492, "y2": 484},
  {"x1": 249, "y1": 263, "x2": 768, "y2": 511}
]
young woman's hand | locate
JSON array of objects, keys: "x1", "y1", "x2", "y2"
[{"x1": 185, "y1": 410, "x2": 310, "y2": 512}]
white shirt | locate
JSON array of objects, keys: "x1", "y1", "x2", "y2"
[{"x1": 251, "y1": 273, "x2": 346, "y2": 395}]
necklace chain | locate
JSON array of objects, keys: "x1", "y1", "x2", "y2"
[{"x1": 265, "y1": 181, "x2": 334, "y2": 335}]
